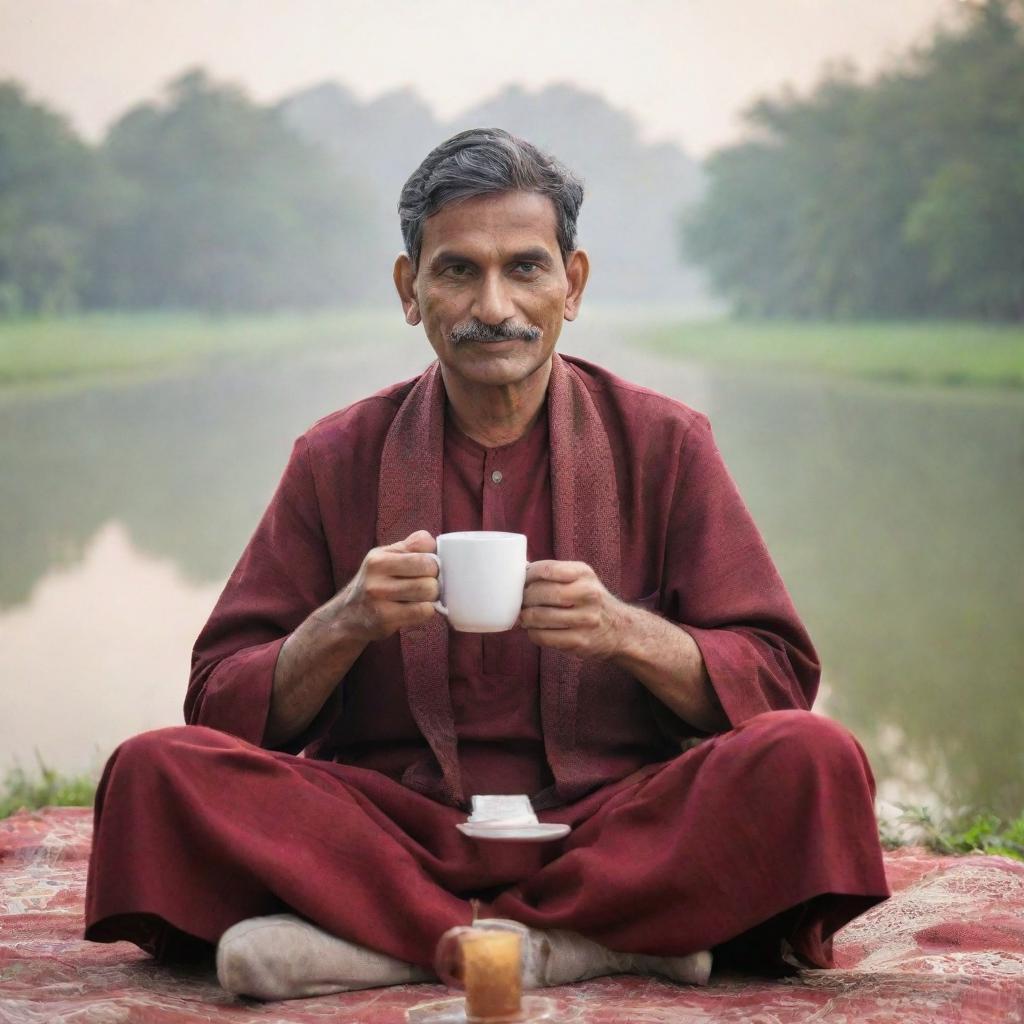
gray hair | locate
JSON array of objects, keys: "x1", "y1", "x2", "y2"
[{"x1": 398, "y1": 128, "x2": 584, "y2": 269}]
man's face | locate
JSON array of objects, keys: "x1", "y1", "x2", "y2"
[{"x1": 395, "y1": 191, "x2": 587, "y2": 392}]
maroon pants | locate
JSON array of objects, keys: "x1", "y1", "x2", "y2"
[{"x1": 84, "y1": 710, "x2": 889, "y2": 972}]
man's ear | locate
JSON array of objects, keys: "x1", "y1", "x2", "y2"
[
  {"x1": 393, "y1": 253, "x2": 421, "y2": 326},
  {"x1": 563, "y1": 249, "x2": 590, "y2": 322}
]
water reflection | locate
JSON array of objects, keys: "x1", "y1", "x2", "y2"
[
  {"x1": 0, "y1": 521, "x2": 219, "y2": 774},
  {"x1": 705, "y1": 371, "x2": 1024, "y2": 821},
  {"x1": 1, "y1": 321, "x2": 1021, "y2": 820},
  {"x1": 0, "y1": 325, "x2": 429, "y2": 607}
]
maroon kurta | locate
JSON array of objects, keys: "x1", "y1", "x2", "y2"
[
  {"x1": 443, "y1": 410, "x2": 555, "y2": 798},
  {"x1": 85, "y1": 353, "x2": 889, "y2": 972}
]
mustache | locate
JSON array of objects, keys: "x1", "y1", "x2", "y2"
[{"x1": 448, "y1": 319, "x2": 542, "y2": 345}]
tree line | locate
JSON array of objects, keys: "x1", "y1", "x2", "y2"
[
  {"x1": 2, "y1": 1, "x2": 1021, "y2": 319},
  {"x1": 683, "y1": 0, "x2": 1024, "y2": 321},
  {"x1": 0, "y1": 69, "x2": 367, "y2": 315},
  {"x1": 0, "y1": 69, "x2": 705, "y2": 316}
]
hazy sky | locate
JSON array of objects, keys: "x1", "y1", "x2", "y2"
[{"x1": 1, "y1": 0, "x2": 963, "y2": 157}]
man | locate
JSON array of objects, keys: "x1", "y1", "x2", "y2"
[{"x1": 85, "y1": 128, "x2": 889, "y2": 1000}]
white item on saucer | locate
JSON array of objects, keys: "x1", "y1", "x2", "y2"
[
  {"x1": 458, "y1": 794, "x2": 569, "y2": 842},
  {"x1": 467, "y1": 794, "x2": 538, "y2": 826},
  {"x1": 457, "y1": 822, "x2": 571, "y2": 842}
]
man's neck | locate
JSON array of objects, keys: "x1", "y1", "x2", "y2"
[{"x1": 442, "y1": 359, "x2": 552, "y2": 448}]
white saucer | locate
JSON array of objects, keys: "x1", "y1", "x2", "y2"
[
  {"x1": 407, "y1": 994, "x2": 558, "y2": 1022},
  {"x1": 456, "y1": 822, "x2": 571, "y2": 842}
]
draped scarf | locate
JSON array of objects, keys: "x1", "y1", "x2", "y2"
[{"x1": 376, "y1": 353, "x2": 621, "y2": 808}]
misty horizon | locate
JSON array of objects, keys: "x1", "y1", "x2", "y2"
[{"x1": 0, "y1": 0, "x2": 959, "y2": 158}]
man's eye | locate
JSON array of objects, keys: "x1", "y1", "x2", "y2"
[
  {"x1": 516, "y1": 262, "x2": 538, "y2": 274},
  {"x1": 445, "y1": 264, "x2": 470, "y2": 277}
]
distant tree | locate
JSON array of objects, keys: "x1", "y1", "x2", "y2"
[
  {"x1": 682, "y1": 0, "x2": 1024, "y2": 320},
  {"x1": 280, "y1": 80, "x2": 710, "y2": 306},
  {"x1": 901, "y1": 1, "x2": 1024, "y2": 319},
  {"x1": 88, "y1": 69, "x2": 369, "y2": 312},
  {"x1": 0, "y1": 82, "x2": 104, "y2": 314},
  {"x1": 278, "y1": 82, "x2": 444, "y2": 305}
]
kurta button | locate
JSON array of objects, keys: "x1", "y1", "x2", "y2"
[{"x1": 491, "y1": 470, "x2": 503, "y2": 484}]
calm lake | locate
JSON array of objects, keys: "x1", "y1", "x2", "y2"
[{"x1": 2, "y1": 315, "x2": 1022, "y2": 822}]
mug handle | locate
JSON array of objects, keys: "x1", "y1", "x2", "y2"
[{"x1": 426, "y1": 552, "x2": 447, "y2": 617}]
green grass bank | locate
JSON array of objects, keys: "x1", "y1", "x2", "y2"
[
  {"x1": 2, "y1": 312, "x2": 1024, "y2": 394},
  {"x1": 641, "y1": 319, "x2": 1024, "y2": 391},
  {"x1": 0, "y1": 309, "x2": 393, "y2": 393}
]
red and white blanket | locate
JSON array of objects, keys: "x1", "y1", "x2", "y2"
[{"x1": 2, "y1": 808, "x2": 1022, "y2": 1022}]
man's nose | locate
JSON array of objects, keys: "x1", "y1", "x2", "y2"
[{"x1": 471, "y1": 271, "x2": 517, "y2": 325}]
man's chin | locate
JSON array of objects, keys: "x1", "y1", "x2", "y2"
[{"x1": 453, "y1": 349, "x2": 550, "y2": 387}]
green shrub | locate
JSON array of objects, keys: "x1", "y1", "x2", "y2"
[
  {"x1": 0, "y1": 757, "x2": 97, "y2": 818},
  {"x1": 880, "y1": 804, "x2": 1024, "y2": 861}
]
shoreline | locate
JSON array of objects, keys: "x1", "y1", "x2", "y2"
[
  {"x1": 641, "y1": 318, "x2": 1024, "y2": 394},
  {"x1": 2, "y1": 311, "x2": 1023, "y2": 397}
]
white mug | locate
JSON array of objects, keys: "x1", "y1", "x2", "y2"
[{"x1": 429, "y1": 531, "x2": 528, "y2": 633}]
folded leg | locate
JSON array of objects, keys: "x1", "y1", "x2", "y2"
[
  {"x1": 85, "y1": 725, "x2": 505, "y2": 965},
  {"x1": 491, "y1": 710, "x2": 890, "y2": 969}
]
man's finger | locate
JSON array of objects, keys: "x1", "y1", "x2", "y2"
[
  {"x1": 374, "y1": 551, "x2": 439, "y2": 578},
  {"x1": 393, "y1": 601, "x2": 437, "y2": 628},
  {"x1": 522, "y1": 580, "x2": 587, "y2": 609},
  {"x1": 525, "y1": 627, "x2": 588, "y2": 650},
  {"x1": 386, "y1": 530, "x2": 437, "y2": 554},
  {"x1": 524, "y1": 560, "x2": 593, "y2": 585},
  {"x1": 520, "y1": 606, "x2": 594, "y2": 630},
  {"x1": 371, "y1": 577, "x2": 439, "y2": 603}
]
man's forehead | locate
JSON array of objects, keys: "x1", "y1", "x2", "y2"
[{"x1": 419, "y1": 191, "x2": 560, "y2": 258}]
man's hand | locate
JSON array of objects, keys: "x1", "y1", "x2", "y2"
[
  {"x1": 519, "y1": 560, "x2": 628, "y2": 660},
  {"x1": 519, "y1": 558, "x2": 728, "y2": 733},
  {"x1": 325, "y1": 530, "x2": 440, "y2": 643},
  {"x1": 266, "y1": 530, "x2": 439, "y2": 747}
]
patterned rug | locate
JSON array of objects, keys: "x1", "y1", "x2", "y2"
[{"x1": 1, "y1": 808, "x2": 1022, "y2": 1023}]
